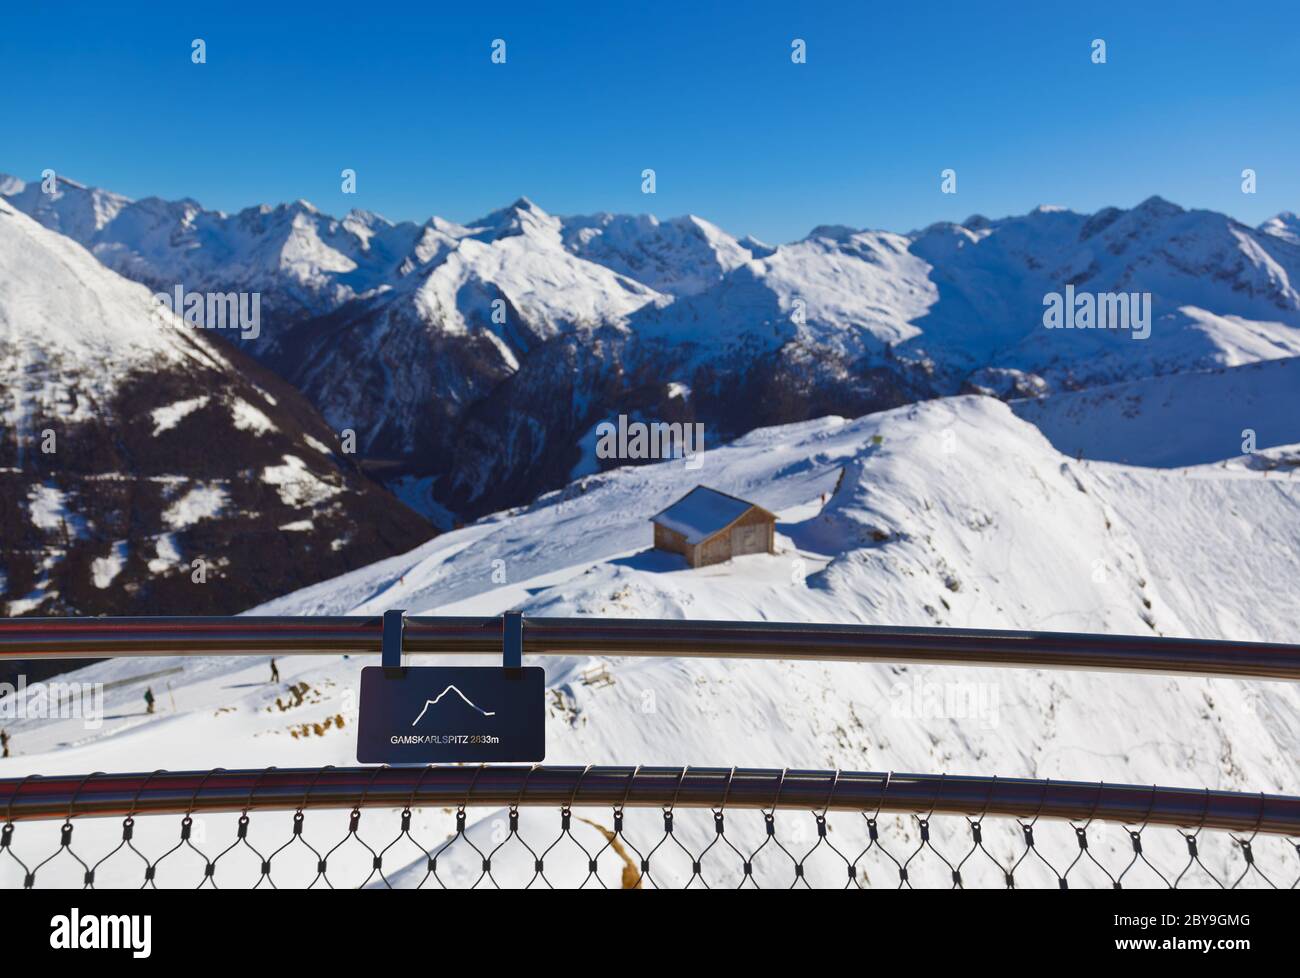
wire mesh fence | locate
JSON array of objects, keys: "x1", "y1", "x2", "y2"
[{"x1": 2, "y1": 766, "x2": 1297, "y2": 889}]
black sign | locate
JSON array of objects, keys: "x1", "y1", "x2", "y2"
[{"x1": 356, "y1": 666, "x2": 545, "y2": 763}]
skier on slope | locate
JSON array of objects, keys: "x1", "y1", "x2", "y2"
[
  {"x1": 270, "y1": 658, "x2": 280, "y2": 683},
  {"x1": 144, "y1": 687, "x2": 155, "y2": 715}
]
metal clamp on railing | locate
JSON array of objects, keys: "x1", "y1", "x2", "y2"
[
  {"x1": 380, "y1": 609, "x2": 522, "y2": 675},
  {"x1": 503, "y1": 611, "x2": 523, "y2": 677},
  {"x1": 382, "y1": 609, "x2": 406, "y2": 679}
]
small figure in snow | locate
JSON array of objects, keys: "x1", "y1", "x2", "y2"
[
  {"x1": 144, "y1": 687, "x2": 156, "y2": 715},
  {"x1": 0, "y1": 728, "x2": 9, "y2": 758},
  {"x1": 270, "y1": 658, "x2": 280, "y2": 683}
]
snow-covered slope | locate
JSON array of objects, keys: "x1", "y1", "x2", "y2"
[
  {"x1": 251, "y1": 395, "x2": 1300, "y2": 646},
  {"x1": 7, "y1": 405, "x2": 1297, "y2": 778},
  {"x1": 0, "y1": 198, "x2": 433, "y2": 619},
  {"x1": 3, "y1": 395, "x2": 1295, "y2": 886},
  {"x1": 238, "y1": 393, "x2": 1300, "y2": 798},
  {"x1": 1011, "y1": 356, "x2": 1300, "y2": 466}
]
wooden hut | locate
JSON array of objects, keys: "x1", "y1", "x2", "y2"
[{"x1": 650, "y1": 486, "x2": 776, "y2": 568}]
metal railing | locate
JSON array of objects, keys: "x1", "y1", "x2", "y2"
[
  {"x1": 2, "y1": 615, "x2": 1296, "y2": 888},
  {"x1": 2, "y1": 766, "x2": 1297, "y2": 889},
  {"x1": 3, "y1": 615, "x2": 1299, "y2": 679}
]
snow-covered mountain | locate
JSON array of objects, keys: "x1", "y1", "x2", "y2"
[
  {"x1": 268, "y1": 198, "x2": 679, "y2": 518},
  {"x1": 0, "y1": 175, "x2": 423, "y2": 356},
  {"x1": 0, "y1": 198, "x2": 434, "y2": 622},
  {"x1": 3, "y1": 394, "x2": 1295, "y2": 886},
  {"x1": 561, "y1": 211, "x2": 756, "y2": 295},
  {"x1": 282, "y1": 197, "x2": 663, "y2": 454},
  {"x1": 448, "y1": 197, "x2": 1299, "y2": 516},
  {"x1": 1261, "y1": 211, "x2": 1300, "y2": 246},
  {"x1": 909, "y1": 197, "x2": 1300, "y2": 390},
  {"x1": 1011, "y1": 356, "x2": 1300, "y2": 467},
  {"x1": 6, "y1": 173, "x2": 1299, "y2": 523},
  {"x1": 0, "y1": 175, "x2": 131, "y2": 243}
]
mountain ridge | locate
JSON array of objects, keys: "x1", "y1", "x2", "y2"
[{"x1": 5, "y1": 172, "x2": 1299, "y2": 523}]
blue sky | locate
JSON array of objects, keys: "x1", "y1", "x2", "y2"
[{"x1": 2, "y1": 1, "x2": 1297, "y2": 243}]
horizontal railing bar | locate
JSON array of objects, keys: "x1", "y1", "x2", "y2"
[
  {"x1": 0, "y1": 615, "x2": 1297, "y2": 680},
  {"x1": 2, "y1": 767, "x2": 1296, "y2": 834}
]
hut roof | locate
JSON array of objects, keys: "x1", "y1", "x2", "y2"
[{"x1": 651, "y1": 486, "x2": 773, "y2": 545}]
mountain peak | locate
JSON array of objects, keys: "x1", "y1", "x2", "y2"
[
  {"x1": 555, "y1": 210, "x2": 750, "y2": 296},
  {"x1": 343, "y1": 207, "x2": 393, "y2": 227},
  {"x1": 483, "y1": 196, "x2": 549, "y2": 221},
  {"x1": 806, "y1": 223, "x2": 860, "y2": 242},
  {"x1": 51, "y1": 174, "x2": 89, "y2": 191},
  {"x1": 739, "y1": 233, "x2": 775, "y2": 258},
  {"x1": 473, "y1": 196, "x2": 560, "y2": 242},
  {"x1": 1260, "y1": 212, "x2": 1300, "y2": 245},
  {"x1": 1132, "y1": 194, "x2": 1184, "y2": 219}
]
